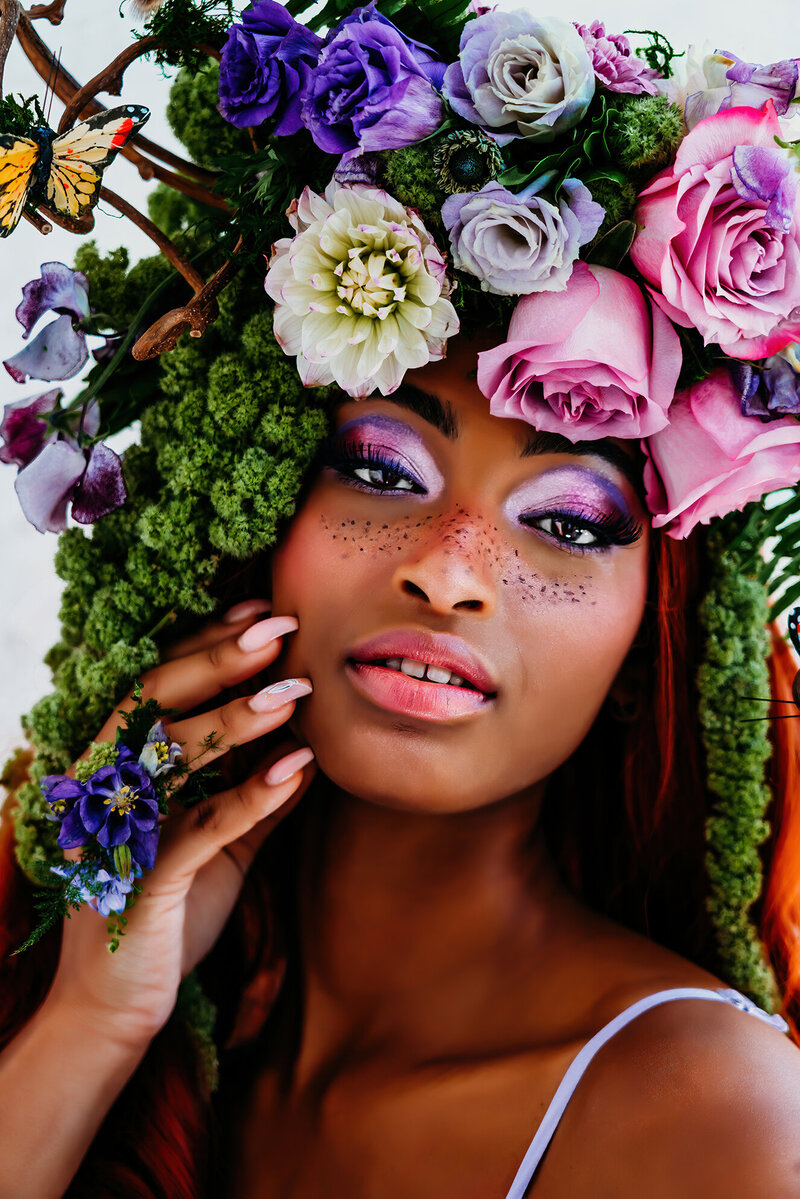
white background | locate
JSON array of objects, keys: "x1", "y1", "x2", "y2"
[{"x1": 0, "y1": 0, "x2": 797, "y2": 761}]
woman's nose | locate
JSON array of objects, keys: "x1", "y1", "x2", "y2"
[{"x1": 391, "y1": 512, "x2": 497, "y2": 615}]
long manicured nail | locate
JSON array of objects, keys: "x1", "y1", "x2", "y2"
[
  {"x1": 223, "y1": 599, "x2": 272, "y2": 624},
  {"x1": 266, "y1": 747, "x2": 315, "y2": 786},
  {"x1": 238, "y1": 615, "x2": 298, "y2": 652},
  {"x1": 250, "y1": 678, "x2": 312, "y2": 712}
]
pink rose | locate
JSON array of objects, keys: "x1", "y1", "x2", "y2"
[
  {"x1": 643, "y1": 367, "x2": 800, "y2": 538},
  {"x1": 476, "y1": 261, "x2": 682, "y2": 441},
  {"x1": 631, "y1": 102, "x2": 800, "y2": 360}
]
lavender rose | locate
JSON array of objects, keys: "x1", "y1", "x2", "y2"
[
  {"x1": 477, "y1": 261, "x2": 682, "y2": 441},
  {"x1": 442, "y1": 178, "x2": 604, "y2": 296},
  {"x1": 218, "y1": 0, "x2": 322, "y2": 133},
  {"x1": 301, "y1": 3, "x2": 445, "y2": 158},
  {"x1": 575, "y1": 21, "x2": 661, "y2": 95},
  {"x1": 443, "y1": 11, "x2": 594, "y2": 144},
  {"x1": 631, "y1": 103, "x2": 800, "y2": 360},
  {"x1": 643, "y1": 367, "x2": 800, "y2": 538}
]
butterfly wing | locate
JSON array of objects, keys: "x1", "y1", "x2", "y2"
[
  {"x1": 0, "y1": 134, "x2": 39, "y2": 238},
  {"x1": 789, "y1": 607, "x2": 800, "y2": 658},
  {"x1": 46, "y1": 104, "x2": 150, "y2": 219}
]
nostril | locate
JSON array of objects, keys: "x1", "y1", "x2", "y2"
[
  {"x1": 455, "y1": 599, "x2": 482, "y2": 611},
  {"x1": 402, "y1": 580, "x2": 429, "y2": 600}
]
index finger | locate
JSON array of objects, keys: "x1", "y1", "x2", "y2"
[{"x1": 93, "y1": 615, "x2": 299, "y2": 742}]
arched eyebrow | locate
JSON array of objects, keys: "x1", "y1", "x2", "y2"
[{"x1": 381, "y1": 386, "x2": 643, "y2": 496}]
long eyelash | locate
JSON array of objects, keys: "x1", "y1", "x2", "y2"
[
  {"x1": 327, "y1": 441, "x2": 423, "y2": 493},
  {"x1": 521, "y1": 507, "x2": 643, "y2": 552}
]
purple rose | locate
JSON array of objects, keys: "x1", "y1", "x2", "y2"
[
  {"x1": 442, "y1": 178, "x2": 604, "y2": 296},
  {"x1": 575, "y1": 21, "x2": 661, "y2": 96},
  {"x1": 301, "y1": 2, "x2": 445, "y2": 158},
  {"x1": 0, "y1": 389, "x2": 61, "y2": 468},
  {"x1": 218, "y1": 0, "x2": 323, "y2": 133},
  {"x1": 443, "y1": 11, "x2": 594, "y2": 144}
]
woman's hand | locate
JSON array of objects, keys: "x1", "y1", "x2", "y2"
[{"x1": 45, "y1": 600, "x2": 315, "y2": 1052}]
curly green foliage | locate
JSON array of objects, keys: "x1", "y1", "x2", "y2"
[
  {"x1": 606, "y1": 94, "x2": 684, "y2": 178},
  {"x1": 148, "y1": 184, "x2": 211, "y2": 239},
  {"x1": 73, "y1": 241, "x2": 174, "y2": 332},
  {"x1": 11, "y1": 780, "x2": 63, "y2": 885},
  {"x1": 698, "y1": 514, "x2": 780, "y2": 1010},
  {"x1": 585, "y1": 176, "x2": 639, "y2": 240},
  {"x1": 74, "y1": 741, "x2": 119, "y2": 783},
  {"x1": 166, "y1": 63, "x2": 250, "y2": 168},
  {"x1": 379, "y1": 144, "x2": 448, "y2": 235},
  {"x1": 138, "y1": 0, "x2": 235, "y2": 70}
]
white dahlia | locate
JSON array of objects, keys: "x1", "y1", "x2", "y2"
[{"x1": 265, "y1": 182, "x2": 459, "y2": 397}]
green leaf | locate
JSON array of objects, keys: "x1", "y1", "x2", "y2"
[{"x1": 585, "y1": 220, "x2": 638, "y2": 269}]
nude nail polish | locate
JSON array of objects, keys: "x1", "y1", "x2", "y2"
[
  {"x1": 223, "y1": 599, "x2": 272, "y2": 624},
  {"x1": 266, "y1": 747, "x2": 315, "y2": 786},
  {"x1": 249, "y1": 679, "x2": 312, "y2": 712},
  {"x1": 237, "y1": 615, "x2": 298, "y2": 652}
]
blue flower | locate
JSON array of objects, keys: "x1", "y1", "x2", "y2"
[
  {"x1": 51, "y1": 861, "x2": 142, "y2": 918},
  {"x1": 42, "y1": 745, "x2": 160, "y2": 870},
  {"x1": 139, "y1": 720, "x2": 182, "y2": 778}
]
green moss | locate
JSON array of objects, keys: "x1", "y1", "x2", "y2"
[
  {"x1": 585, "y1": 176, "x2": 639, "y2": 241},
  {"x1": 166, "y1": 63, "x2": 250, "y2": 167},
  {"x1": 606, "y1": 94, "x2": 685, "y2": 178},
  {"x1": 379, "y1": 144, "x2": 447, "y2": 233}
]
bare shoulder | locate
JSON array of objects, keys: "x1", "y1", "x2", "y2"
[{"x1": 557, "y1": 987, "x2": 800, "y2": 1198}]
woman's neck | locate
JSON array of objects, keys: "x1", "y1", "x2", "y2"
[{"x1": 288, "y1": 782, "x2": 582, "y2": 1087}]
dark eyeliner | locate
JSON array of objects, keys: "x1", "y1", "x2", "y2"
[
  {"x1": 520, "y1": 508, "x2": 643, "y2": 552},
  {"x1": 326, "y1": 440, "x2": 426, "y2": 494}
]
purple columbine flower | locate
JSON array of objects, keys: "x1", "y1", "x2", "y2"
[
  {"x1": 218, "y1": 0, "x2": 323, "y2": 133},
  {"x1": 139, "y1": 720, "x2": 182, "y2": 779},
  {"x1": 51, "y1": 861, "x2": 143, "y2": 918},
  {"x1": 0, "y1": 389, "x2": 62, "y2": 468},
  {"x1": 42, "y1": 746, "x2": 160, "y2": 870},
  {"x1": 301, "y1": 2, "x2": 445, "y2": 159},
  {"x1": 574, "y1": 21, "x2": 661, "y2": 95},
  {"x1": 3, "y1": 263, "x2": 90, "y2": 384}
]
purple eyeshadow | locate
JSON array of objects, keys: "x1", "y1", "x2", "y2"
[
  {"x1": 336, "y1": 413, "x2": 428, "y2": 460},
  {"x1": 507, "y1": 465, "x2": 633, "y2": 523}
]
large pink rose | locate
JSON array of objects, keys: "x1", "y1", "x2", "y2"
[
  {"x1": 643, "y1": 367, "x2": 800, "y2": 538},
  {"x1": 476, "y1": 261, "x2": 681, "y2": 441},
  {"x1": 631, "y1": 102, "x2": 800, "y2": 360}
]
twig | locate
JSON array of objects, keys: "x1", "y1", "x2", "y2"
[
  {"x1": 36, "y1": 199, "x2": 94, "y2": 233},
  {"x1": 23, "y1": 208, "x2": 52, "y2": 233},
  {"x1": 58, "y1": 36, "x2": 160, "y2": 131},
  {"x1": 0, "y1": 0, "x2": 21, "y2": 95},
  {"x1": 27, "y1": 0, "x2": 66, "y2": 23},
  {"x1": 100, "y1": 186, "x2": 206, "y2": 292},
  {"x1": 132, "y1": 238, "x2": 242, "y2": 360}
]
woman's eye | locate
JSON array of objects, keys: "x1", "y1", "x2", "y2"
[
  {"x1": 352, "y1": 464, "x2": 416, "y2": 491},
  {"x1": 530, "y1": 516, "x2": 599, "y2": 546}
]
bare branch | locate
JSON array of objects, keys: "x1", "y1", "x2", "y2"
[
  {"x1": 23, "y1": 208, "x2": 52, "y2": 233},
  {"x1": 100, "y1": 186, "x2": 206, "y2": 293},
  {"x1": 0, "y1": 0, "x2": 21, "y2": 95},
  {"x1": 58, "y1": 36, "x2": 160, "y2": 132},
  {"x1": 27, "y1": 0, "x2": 66, "y2": 24},
  {"x1": 132, "y1": 239, "x2": 242, "y2": 360}
]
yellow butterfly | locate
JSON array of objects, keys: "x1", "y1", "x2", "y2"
[{"x1": 0, "y1": 104, "x2": 150, "y2": 238}]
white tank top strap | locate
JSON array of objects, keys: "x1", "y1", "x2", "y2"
[{"x1": 502, "y1": 986, "x2": 788, "y2": 1199}]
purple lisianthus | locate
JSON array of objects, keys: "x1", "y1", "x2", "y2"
[
  {"x1": 574, "y1": 21, "x2": 661, "y2": 95},
  {"x1": 301, "y1": 2, "x2": 445, "y2": 158},
  {"x1": 42, "y1": 746, "x2": 159, "y2": 870},
  {"x1": 51, "y1": 861, "x2": 142, "y2": 918},
  {"x1": 218, "y1": 0, "x2": 322, "y2": 133},
  {"x1": 442, "y1": 178, "x2": 604, "y2": 296},
  {"x1": 443, "y1": 11, "x2": 594, "y2": 144},
  {"x1": 0, "y1": 389, "x2": 61, "y2": 468},
  {"x1": 3, "y1": 263, "x2": 90, "y2": 385},
  {"x1": 685, "y1": 51, "x2": 800, "y2": 129}
]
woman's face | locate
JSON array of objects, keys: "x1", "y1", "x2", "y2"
[{"x1": 271, "y1": 341, "x2": 650, "y2": 814}]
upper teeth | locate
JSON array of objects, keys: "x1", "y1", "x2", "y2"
[{"x1": 384, "y1": 657, "x2": 467, "y2": 687}]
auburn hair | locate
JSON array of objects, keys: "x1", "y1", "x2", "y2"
[{"x1": 1, "y1": 529, "x2": 799, "y2": 1196}]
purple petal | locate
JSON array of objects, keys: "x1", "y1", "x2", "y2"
[
  {"x1": 42, "y1": 775, "x2": 84, "y2": 801},
  {"x1": 129, "y1": 826, "x2": 159, "y2": 871},
  {"x1": 100, "y1": 813, "x2": 133, "y2": 848},
  {"x1": 4, "y1": 315, "x2": 89, "y2": 384},
  {"x1": 78, "y1": 793, "x2": 107, "y2": 834},
  {"x1": 15, "y1": 262, "x2": 90, "y2": 338},
  {"x1": 731, "y1": 145, "x2": 797, "y2": 232},
  {"x1": 0, "y1": 389, "x2": 60, "y2": 468},
  {"x1": 57, "y1": 807, "x2": 93, "y2": 849},
  {"x1": 14, "y1": 439, "x2": 86, "y2": 534},
  {"x1": 70, "y1": 442, "x2": 127, "y2": 525},
  {"x1": 721, "y1": 50, "x2": 799, "y2": 116}
]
